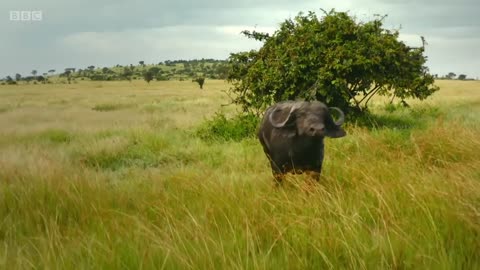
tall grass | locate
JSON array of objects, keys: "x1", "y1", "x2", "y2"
[{"x1": 0, "y1": 80, "x2": 479, "y2": 269}]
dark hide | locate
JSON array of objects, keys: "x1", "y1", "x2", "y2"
[{"x1": 257, "y1": 101, "x2": 346, "y2": 183}]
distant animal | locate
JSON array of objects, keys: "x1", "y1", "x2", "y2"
[{"x1": 257, "y1": 101, "x2": 346, "y2": 183}]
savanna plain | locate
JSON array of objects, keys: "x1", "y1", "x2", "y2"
[{"x1": 0, "y1": 80, "x2": 479, "y2": 269}]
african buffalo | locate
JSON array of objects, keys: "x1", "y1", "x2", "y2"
[{"x1": 257, "y1": 101, "x2": 346, "y2": 182}]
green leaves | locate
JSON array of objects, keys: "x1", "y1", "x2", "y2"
[{"x1": 227, "y1": 10, "x2": 439, "y2": 116}]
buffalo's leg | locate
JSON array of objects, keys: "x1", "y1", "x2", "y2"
[
  {"x1": 313, "y1": 142, "x2": 325, "y2": 182},
  {"x1": 272, "y1": 172, "x2": 284, "y2": 185},
  {"x1": 311, "y1": 171, "x2": 321, "y2": 182},
  {"x1": 311, "y1": 163, "x2": 322, "y2": 181},
  {"x1": 269, "y1": 159, "x2": 285, "y2": 185}
]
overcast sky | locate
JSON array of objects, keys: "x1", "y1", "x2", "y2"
[{"x1": 1, "y1": 0, "x2": 479, "y2": 79}]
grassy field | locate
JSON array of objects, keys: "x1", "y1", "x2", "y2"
[{"x1": 0, "y1": 80, "x2": 479, "y2": 269}]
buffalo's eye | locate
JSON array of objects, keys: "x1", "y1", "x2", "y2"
[{"x1": 309, "y1": 127, "x2": 315, "y2": 132}]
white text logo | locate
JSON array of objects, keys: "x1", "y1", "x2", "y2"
[{"x1": 10, "y1": 11, "x2": 43, "y2": 21}]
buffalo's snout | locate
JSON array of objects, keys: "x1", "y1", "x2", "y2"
[{"x1": 307, "y1": 123, "x2": 326, "y2": 137}]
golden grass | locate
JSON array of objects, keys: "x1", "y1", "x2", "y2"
[
  {"x1": 0, "y1": 80, "x2": 231, "y2": 135},
  {"x1": 0, "y1": 79, "x2": 479, "y2": 269},
  {"x1": 369, "y1": 79, "x2": 480, "y2": 107}
]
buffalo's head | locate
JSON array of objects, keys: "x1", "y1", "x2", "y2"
[{"x1": 268, "y1": 101, "x2": 346, "y2": 138}]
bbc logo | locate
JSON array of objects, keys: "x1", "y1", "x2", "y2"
[{"x1": 10, "y1": 11, "x2": 43, "y2": 21}]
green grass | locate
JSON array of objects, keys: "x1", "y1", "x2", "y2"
[{"x1": 0, "y1": 80, "x2": 479, "y2": 269}]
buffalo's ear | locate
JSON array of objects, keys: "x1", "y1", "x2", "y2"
[
  {"x1": 269, "y1": 104, "x2": 299, "y2": 128},
  {"x1": 326, "y1": 127, "x2": 346, "y2": 138},
  {"x1": 324, "y1": 106, "x2": 346, "y2": 138}
]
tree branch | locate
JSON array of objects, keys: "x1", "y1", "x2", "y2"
[
  {"x1": 363, "y1": 84, "x2": 383, "y2": 108},
  {"x1": 358, "y1": 83, "x2": 379, "y2": 104},
  {"x1": 389, "y1": 92, "x2": 396, "y2": 104},
  {"x1": 345, "y1": 81, "x2": 362, "y2": 111}
]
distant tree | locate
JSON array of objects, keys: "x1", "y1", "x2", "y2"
[
  {"x1": 89, "y1": 74, "x2": 106, "y2": 81},
  {"x1": 155, "y1": 73, "x2": 169, "y2": 81},
  {"x1": 87, "y1": 66, "x2": 95, "y2": 71},
  {"x1": 36, "y1": 76, "x2": 46, "y2": 83},
  {"x1": 15, "y1": 73, "x2": 22, "y2": 81},
  {"x1": 143, "y1": 71, "x2": 154, "y2": 83},
  {"x1": 31, "y1": 70, "x2": 37, "y2": 80},
  {"x1": 102, "y1": 67, "x2": 111, "y2": 74},
  {"x1": 6, "y1": 76, "x2": 16, "y2": 84},
  {"x1": 215, "y1": 63, "x2": 229, "y2": 79},
  {"x1": 48, "y1": 69, "x2": 55, "y2": 75},
  {"x1": 63, "y1": 68, "x2": 76, "y2": 81},
  {"x1": 62, "y1": 69, "x2": 72, "y2": 83},
  {"x1": 446, "y1": 72, "x2": 457, "y2": 79},
  {"x1": 148, "y1": 66, "x2": 161, "y2": 75},
  {"x1": 123, "y1": 67, "x2": 133, "y2": 81},
  {"x1": 457, "y1": 74, "x2": 467, "y2": 80},
  {"x1": 193, "y1": 77, "x2": 205, "y2": 89},
  {"x1": 165, "y1": 60, "x2": 175, "y2": 67},
  {"x1": 23, "y1": 76, "x2": 34, "y2": 83},
  {"x1": 139, "y1": 61, "x2": 145, "y2": 66}
]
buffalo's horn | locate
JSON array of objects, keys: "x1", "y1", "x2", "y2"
[
  {"x1": 269, "y1": 104, "x2": 298, "y2": 128},
  {"x1": 329, "y1": 107, "x2": 345, "y2": 126}
]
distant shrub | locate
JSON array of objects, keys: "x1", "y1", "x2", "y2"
[
  {"x1": 196, "y1": 112, "x2": 259, "y2": 142},
  {"x1": 90, "y1": 74, "x2": 107, "y2": 81},
  {"x1": 193, "y1": 77, "x2": 205, "y2": 89},
  {"x1": 0, "y1": 106, "x2": 11, "y2": 113},
  {"x1": 156, "y1": 74, "x2": 169, "y2": 81},
  {"x1": 92, "y1": 103, "x2": 134, "y2": 112},
  {"x1": 39, "y1": 129, "x2": 72, "y2": 143}
]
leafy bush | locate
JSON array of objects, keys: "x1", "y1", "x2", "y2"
[
  {"x1": 196, "y1": 112, "x2": 260, "y2": 142},
  {"x1": 227, "y1": 10, "x2": 439, "y2": 116}
]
